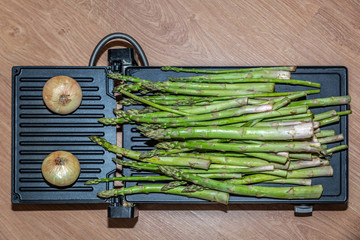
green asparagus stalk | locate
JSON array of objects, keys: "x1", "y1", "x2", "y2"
[
  {"x1": 228, "y1": 120, "x2": 313, "y2": 128},
  {"x1": 107, "y1": 103, "x2": 274, "y2": 126},
  {"x1": 168, "y1": 71, "x2": 291, "y2": 81},
  {"x1": 226, "y1": 174, "x2": 311, "y2": 186},
  {"x1": 253, "y1": 169, "x2": 288, "y2": 178},
  {"x1": 173, "y1": 153, "x2": 272, "y2": 167},
  {"x1": 325, "y1": 144, "x2": 348, "y2": 155},
  {"x1": 320, "y1": 159, "x2": 330, "y2": 166},
  {"x1": 112, "y1": 158, "x2": 160, "y2": 172},
  {"x1": 288, "y1": 96, "x2": 351, "y2": 108},
  {"x1": 317, "y1": 134, "x2": 344, "y2": 144},
  {"x1": 136, "y1": 165, "x2": 272, "y2": 175},
  {"x1": 153, "y1": 81, "x2": 277, "y2": 92},
  {"x1": 85, "y1": 175, "x2": 174, "y2": 184},
  {"x1": 144, "y1": 87, "x2": 267, "y2": 97},
  {"x1": 314, "y1": 110, "x2": 337, "y2": 121},
  {"x1": 194, "y1": 173, "x2": 243, "y2": 179},
  {"x1": 118, "y1": 97, "x2": 249, "y2": 119},
  {"x1": 119, "y1": 89, "x2": 190, "y2": 116},
  {"x1": 161, "y1": 66, "x2": 296, "y2": 74},
  {"x1": 262, "y1": 111, "x2": 313, "y2": 122},
  {"x1": 111, "y1": 157, "x2": 273, "y2": 175},
  {"x1": 139, "y1": 148, "x2": 193, "y2": 159},
  {"x1": 143, "y1": 95, "x2": 235, "y2": 103},
  {"x1": 287, "y1": 158, "x2": 322, "y2": 170},
  {"x1": 89, "y1": 136, "x2": 210, "y2": 169},
  {"x1": 243, "y1": 153, "x2": 288, "y2": 164},
  {"x1": 85, "y1": 172, "x2": 245, "y2": 185},
  {"x1": 286, "y1": 166, "x2": 333, "y2": 178},
  {"x1": 160, "y1": 181, "x2": 188, "y2": 191},
  {"x1": 97, "y1": 184, "x2": 230, "y2": 204},
  {"x1": 315, "y1": 130, "x2": 336, "y2": 138},
  {"x1": 142, "y1": 105, "x2": 309, "y2": 128},
  {"x1": 111, "y1": 73, "x2": 277, "y2": 92},
  {"x1": 264, "y1": 178, "x2": 312, "y2": 186},
  {"x1": 156, "y1": 140, "x2": 323, "y2": 154},
  {"x1": 144, "y1": 123, "x2": 314, "y2": 141},
  {"x1": 168, "y1": 77, "x2": 322, "y2": 88},
  {"x1": 226, "y1": 174, "x2": 279, "y2": 185},
  {"x1": 317, "y1": 115, "x2": 340, "y2": 127},
  {"x1": 288, "y1": 153, "x2": 313, "y2": 161},
  {"x1": 337, "y1": 110, "x2": 352, "y2": 116},
  {"x1": 151, "y1": 88, "x2": 319, "y2": 97},
  {"x1": 159, "y1": 166, "x2": 323, "y2": 199}
]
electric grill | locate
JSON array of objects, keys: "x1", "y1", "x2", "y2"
[{"x1": 11, "y1": 33, "x2": 349, "y2": 218}]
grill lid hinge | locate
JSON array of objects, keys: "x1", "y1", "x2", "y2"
[{"x1": 107, "y1": 48, "x2": 138, "y2": 218}]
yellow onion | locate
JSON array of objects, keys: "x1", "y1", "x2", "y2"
[
  {"x1": 41, "y1": 151, "x2": 81, "y2": 187},
  {"x1": 42, "y1": 76, "x2": 82, "y2": 114}
]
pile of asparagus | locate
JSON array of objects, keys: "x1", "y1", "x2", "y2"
[{"x1": 86, "y1": 66, "x2": 351, "y2": 204}]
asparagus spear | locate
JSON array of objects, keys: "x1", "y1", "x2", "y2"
[
  {"x1": 228, "y1": 120, "x2": 313, "y2": 128},
  {"x1": 167, "y1": 77, "x2": 321, "y2": 88},
  {"x1": 112, "y1": 157, "x2": 274, "y2": 175},
  {"x1": 144, "y1": 123, "x2": 314, "y2": 141},
  {"x1": 226, "y1": 174, "x2": 279, "y2": 184},
  {"x1": 262, "y1": 112, "x2": 313, "y2": 122},
  {"x1": 97, "y1": 184, "x2": 230, "y2": 204},
  {"x1": 317, "y1": 115, "x2": 340, "y2": 127},
  {"x1": 161, "y1": 66, "x2": 296, "y2": 74},
  {"x1": 325, "y1": 144, "x2": 348, "y2": 155},
  {"x1": 314, "y1": 110, "x2": 337, "y2": 121},
  {"x1": 168, "y1": 70, "x2": 291, "y2": 80},
  {"x1": 243, "y1": 153, "x2": 288, "y2": 164},
  {"x1": 156, "y1": 140, "x2": 323, "y2": 154},
  {"x1": 264, "y1": 178, "x2": 312, "y2": 186},
  {"x1": 315, "y1": 130, "x2": 336, "y2": 138},
  {"x1": 317, "y1": 134, "x2": 344, "y2": 144},
  {"x1": 102, "y1": 103, "x2": 274, "y2": 125},
  {"x1": 117, "y1": 97, "x2": 248, "y2": 118},
  {"x1": 159, "y1": 166, "x2": 323, "y2": 199},
  {"x1": 134, "y1": 105, "x2": 309, "y2": 128},
  {"x1": 89, "y1": 136, "x2": 210, "y2": 169},
  {"x1": 142, "y1": 150, "x2": 288, "y2": 165},
  {"x1": 288, "y1": 96, "x2": 351, "y2": 108},
  {"x1": 287, "y1": 158, "x2": 322, "y2": 170},
  {"x1": 149, "y1": 81, "x2": 277, "y2": 92},
  {"x1": 288, "y1": 153, "x2": 313, "y2": 161},
  {"x1": 226, "y1": 174, "x2": 311, "y2": 186},
  {"x1": 85, "y1": 175, "x2": 174, "y2": 184},
  {"x1": 172, "y1": 153, "x2": 272, "y2": 167},
  {"x1": 119, "y1": 89, "x2": 190, "y2": 116},
  {"x1": 85, "y1": 172, "x2": 244, "y2": 185},
  {"x1": 286, "y1": 166, "x2": 333, "y2": 178},
  {"x1": 139, "y1": 148, "x2": 193, "y2": 159},
  {"x1": 111, "y1": 73, "x2": 276, "y2": 92}
]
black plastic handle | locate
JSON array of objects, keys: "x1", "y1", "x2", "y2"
[{"x1": 89, "y1": 33, "x2": 149, "y2": 67}]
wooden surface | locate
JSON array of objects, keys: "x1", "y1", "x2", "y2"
[{"x1": 1, "y1": 0, "x2": 360, "y2": 239}]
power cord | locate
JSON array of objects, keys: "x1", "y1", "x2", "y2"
[{"x1": 88, "y1": 33, "x2": 149, "y2": 67}]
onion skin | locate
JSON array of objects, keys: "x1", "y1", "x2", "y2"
[
  {"x1": 43, "y1": 76, "x2": 82, "y2": 114},
  {"x1": 42, "y1": 151, "x2": 81, "y2": 187}
]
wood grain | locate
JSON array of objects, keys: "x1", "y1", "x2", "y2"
[{"x1": 1, "y1": 0, "x2": 360, "y2": 239}]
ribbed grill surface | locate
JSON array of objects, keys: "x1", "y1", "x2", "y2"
[{"x1": 12, "y1": 67, "x2": 116, "y2": 203}]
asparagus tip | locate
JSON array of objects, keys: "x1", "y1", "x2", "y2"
[
  {"x1": 97, "y1": 189, "x2": 120, "y2": 198},
  {"x1": 84, "y1": 179, "x2": 100, "y2": 185}
]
